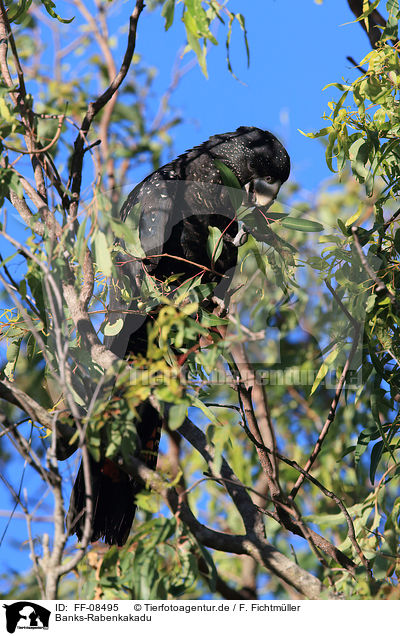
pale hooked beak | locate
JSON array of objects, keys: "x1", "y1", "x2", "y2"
[{"x1": 244, "y1": 178, "x2": 282, "y2": 209}]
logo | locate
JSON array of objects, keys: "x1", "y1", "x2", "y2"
[{"x1": 3, "y1": 602, "x2": 50, "y2": 633}]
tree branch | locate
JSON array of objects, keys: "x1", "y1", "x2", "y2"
[
  {"x1": 0, "y1": 380, "x2": 77, "y2": 459},
  {"x1": 347, "y1": 0, "x2": 389, "y2": 48},
  {"x1": 231, "y1": 342, "x2": 279, "y2": 479},
  {"x1": 0, "y1": 0, "x2": 47, "y2": 199},
  {"x1": 67, "y1": 0, "x2": 145, "y2": 224},
  {"x1": 177, "y1": 417, "x2": 357, "y2": 575},
  {"x1": 126, "y1": 454, "x2": 328, "y2": 599},
  {"x1": 290, "y1": 324, "x2": 361, "y2": 499}
]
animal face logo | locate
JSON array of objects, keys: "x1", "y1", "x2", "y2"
[{"x1": 3, "y1": 602, "x2": 50, "y2": 633}]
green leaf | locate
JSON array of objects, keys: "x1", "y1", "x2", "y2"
[
  {"x1": 183, "y1": 12, "x2": 208, "y2": 77},
  {"x1": 245, "y1": 234, "x2": 268, "y2": 276},
  {"x1": 370, "y1": 440, "x2": 384, "y2": 484},
  {"x1": 184, "y1": 0, "x2": 215, "y2": 41},
  {"x1": 236, "y1": 13, "x2": 250, "y2": 67},
  {"x1": 8, "y1": 171, "x2": 23, "y2": 199},
  {"x1": 387, "y1": 0, "x2": 399, "y2": 15},
  {"x1": 0, "y1": 98, "x2": 14, "y2": 122},
  {"x1": 370, "y1": 392, "x2": 396, "y2": 462},
  {"x1": 306, "y1": 256, "x2": 329, "y2": 270},
  {"x1": 98, "y1": 546, "x2": 119, "y2": 579},
  {"x1": 299, "y1": 126, "x2": 333, "y2": 139},
  {"x1": 366, "y1": 293, "x2": 377, "y2": 312},
  {"x1": 162, "y1": 0, "x2": 175, "y2": 30},
  {"x1": 311, "y1": 347, "x2": 339, "y2": 395},
  {"x1": 93, "y1": 230, "x2": 112, "y2": 276},
  {"x1": 207, "y1": 225, "x2": 223, "y2": 264},
  {"x1": 381, "y1": 0, "x2": 399, "y2": 40},
  {"x1": 394, "y1": 228, "x2": 400, "y2": 254},
  {"x1": 323, "y1": 82, "x2": 352, "y2": 92},
  {"x1": 187, "y1": 281, "x2": 216, "y2": 304},
  {"x1": 135, "y1": 491, "x2": 159, "y2": 513},
  {"x1": 337, "y1": 217, "x2": 350, "y2": 236},
  {"x1": 103, "y1": 318, "x2": 123, "y2": 337},
  {"x1": 207, "y1": 423, "x2": 231, "y2": 474},
  {"x1": 7, "y1": 0, "x2": 33, "y2": 23},
  {"x1": 214, "y1": 159, "x2": 243, "y2": 209},
  {"x1": 332, "y1": 90, "x2": 350, "y2": 119},
  {"x1": 168, "y1": 403, "x2": 188, "y2": 430},
  {"x1": 354, "y1": 425, "x2": 374, "y2": 464},
  {"x1": 199, "y1": 310, "x2": 229, "y2": 327},
  {"x1": 191, "y1": 396, "x2": 222, "y2": 426},
  {"x1": 39, "y1": 0, "x2": 74, "y2": 23},
  {"x1": 194, "y1": 543, "x2": 217, "y2": 593},
  {"x1": 342, "y1": 0, "x2": 381, "y2": 25},
  {"x1": 214, "y1": 159, "x2": 241, "y2": 189},
  {"x1": 345, "y1": 206, "x2": 363, "y2": 227},
  {"x1": 26, "y1": 268, "x2": 46, "y2": 322},
  {"x1": 281, "y1": 217, "x2": 324, "y2": 232},
  {"x1": 326, "y1": 131, "x2": 337, "y2": 173},
  {"x1": 372, "y1": 139, "x2": 400, "y2": 177},
  {"x1": 4, "y1": 338, "x2": 22, "y2": 380},
  {"x1": 226, "y1": 13, "x2": 236, "y2": 77},
  {"x1": 173, "y1": 274, "x2": 203, "y2": 302},
  {"x1": 75, "y1": 216, "x2": 88, "y2": 266},
  {"x1": 115, "y1": 203, "x2": 146, "y2": 259},
  {"x1": 349, "y1": 137, "x2": 371, "y2": 182}
]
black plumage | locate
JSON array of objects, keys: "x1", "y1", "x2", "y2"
[{"x1": 68, "y1": 126, "x2": 290, "y2": 545}]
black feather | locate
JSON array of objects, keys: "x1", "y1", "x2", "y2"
[{"x1": 68, "y1": 126, "x2": 290, "y2": 545}]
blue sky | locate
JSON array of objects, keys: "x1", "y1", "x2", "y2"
[
  {"x1": 133, "y1": 0, "x2": 368, "y2": 193},
  {"x1": 0, "y1": 0, "x2": 373, "y2": 594}
]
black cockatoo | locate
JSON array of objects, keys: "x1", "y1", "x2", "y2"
[{"x1": 68, "y1": 126, "x2": 290, "y2": 545}]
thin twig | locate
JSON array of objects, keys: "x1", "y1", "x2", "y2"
[
  {"x1": 1, "y1": 114, "x2": 64, "y2": 154},
  {"x1": 67, "y1": 0, "x2": 145, "y2": 225},
  {"x1": 236, "y1": 382, "x2": 283, "y2": 503},
  {"x1": 235, "y1": 406, "x2": 361, "y2": 573},
  {"x1": 177, "y1": 416, "x2": 356, "y2": 575},
  {"x1": 325, "y1": 279, "x2": 359, "y2": 328},
  {"x1": 346, "y1": 56, "x2": 367, "y2": 74},
  {"x1": 232, "y1": 342, "x2": 279, "y2": 480},
  {"x1": 0, "y1": 470, "x2": 46, "y2": 596},
  {"x1": 121, "y1": 452, "x2": 327, "y2": 599},
  {"x1": 0, "y1": 251, "x2": 41, "y2": 318},
  {"x1": 290, "y1": 324, "x2": 361, "y2": 499},
  {"x1": 382, "y1": 206, "x2": 400, "y2": 233},
  {"x1": 352, "y1": 226, "x2": 395, "y2": 299},
  {"x1": 0, "y1": 0, "x2": 48, "y2": 200}
]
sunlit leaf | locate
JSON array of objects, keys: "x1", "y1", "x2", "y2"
[
  {"x1": 39, "y1": 0, "x2": 74, "y2": 23},
  {"x1": 281, "y1": 217, "x2": 324, "y2": 232},
  {"x1": 311, "y1": 347, "x2": 339, "y2": 395},
  {"x1": 207, "y1": 225, "x2": 223, "y2": 264},
  {"x1": 162, "y1": 0, "x2": 175, "y2": 30}
]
